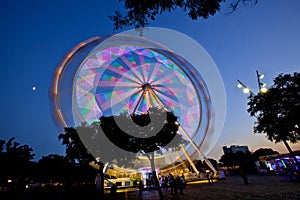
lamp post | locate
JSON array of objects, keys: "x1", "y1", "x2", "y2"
[
  {"x1": 256, "y1": 70, "x2": 268, "y2": 93},
  {"x1": 237, "y1": 70, "x2": 267, "y2": 95},
  {"x1": 237, "y1": 79, "x2": 254, "y2": 95}
]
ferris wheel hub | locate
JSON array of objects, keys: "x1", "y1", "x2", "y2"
[{"x1": 142, "y1": 83, "x2": 152, "y2": 92}]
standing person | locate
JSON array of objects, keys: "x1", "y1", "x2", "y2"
[
  {"x1": 164, "y1": 175, "x2": 169, "y2": 191},
  {"x1": 220, "y1": 170, "x2": 226, "y2": 180},
  {"x1": 168, "y1": 173, "x2": 174, "y2": 194},
  {"x1": 181, "y1": 174, "x2": 185, "y2": 189},
  {"x1": 173, "y1": 176, "x2": 179, "y2": 194},
  {"x1": 177, "y1": 176, "x2": 184, "y2": 195},
  {"x1": 209, "y1": 171, "x2": 214, "y2": 184},
  {"x1": 239, "y1": 166, "x2": 248, "y2": 185},
  {"x1": 206, "y1": 170, "x2": 213, "y2": 184},
  {"x1": 95, "y1": 173, "x2": 102, "y2": 200},
  {"x1": 139, "y1": 180, "x2": 144, "y2": 197},
  {"x1": 110, "y1": 183, "x2": 117, "y2": 198}
]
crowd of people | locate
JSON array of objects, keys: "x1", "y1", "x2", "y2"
[{"x1": 141, "y1": 173, "x2": 185, "y2": 195}]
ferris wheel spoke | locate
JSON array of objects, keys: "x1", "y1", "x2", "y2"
[
  {"x1": 148, "y1": 62, "x2": 162, "y2": 84},
  {"x1": 145, "y1": 91, "x2": 154, "y2": 108},
  {"x1": 99, "y1": 88, "x2": 141, "y2": 111},
  {"x1": 120, "y1": 56, "x2": 144, "y2": 83},
  {"x1": 150, "y1": 72, "x2": 177, "y2": 85},
  {"x1": 142, "y1": 63, "x2": 149, "y2": 83},
  {"x1": 106, "y1": 64, "x2": 141, "y2": 85},
  {"x1": 132, "y1": 90, "x2": 145, "y2": 114},
  {"x1": 137, "y1": 53, "x2": 147, "y2": 82},
  {"x1": 152, "y1": 88, "x2": 189, "y2": 111},
  {"x1": 153, "y1": 85, "x2": 187, "y2": 93},
  {"x1": 148, "y1": 89, "x2": 163, "y2": 109},
  {"x1": 97, "y1": 80, "x2": 139, "y2": 88}
]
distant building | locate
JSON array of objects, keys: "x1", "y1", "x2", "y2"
[{"x1": 222, "y1": 145, "x2": 249, "y2": 154}]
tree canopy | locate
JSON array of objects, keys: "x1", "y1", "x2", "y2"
[
  {"x1": 252, "y1": 148, "x2": 279, "y2": 160},
  {"x1": 0, "y1": 137, "x2": 35, "y2": 185},
  {"x1": 59, "y1": 108, "x2": 183, "y2": 165},
  {"x1": 247, "y1": 72, "x2": 300, "y2": 165},
  {"x1": 247, "y1": 72, "x2": 300, "y2": 144},
  {"x1": 100, "y1": 108, "x2": 180, "y2": 154},
  {"x1": 59, "y1": 108, "x2": 183, "y2": 200},
  {"x1": 109, "y1": 0, "x2": 258, "y2": 29}
]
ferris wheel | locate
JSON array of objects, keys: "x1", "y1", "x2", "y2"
[{"x1": 50, "y1": 28, "x2": 226, "y2": 173}]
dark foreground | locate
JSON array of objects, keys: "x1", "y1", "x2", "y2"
[
  {"x1": 1, "y1": 175, "x2": 299, "y2": 200},
  {"x1": 131, "y1": 175, "x2": 300, "y2": 200}
]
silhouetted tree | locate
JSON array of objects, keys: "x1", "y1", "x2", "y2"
[
  {"x1": 220, "y1": 151, "x2": 256, "y2": 173},
  {"x1": 0, "y1": 137, "x2": 35, "y2": 188},
  {"x1": 195, "y1": 158, "x2": 218, "y2": 171},
  {"x1": 247, "y1": 72, "x2": 300, "y2": 165},
  {"x1": 58, "y1": 126, "x2": 104, "y2": 197},
  {"x1": 37, "y1": 154, "x2": 72, "y2": 184},
  {"x1": 220, "y1": 153, "x2": 239, "y2": 168},
  {"x1": 58, "y1": 127, "x2": 95, "y2": 165},
  {"x1": 100, "y1": 108, "x2": 183, "y2": 199},
  {"x1": 252, "y1": 148, "x2": 279, "y2": 161},
  {"x1": 109, "y1": 0, "x2": 258, "y2": 29},
  {"x1": 59, "y1": 108, "x2": 183, "y2": 199}
]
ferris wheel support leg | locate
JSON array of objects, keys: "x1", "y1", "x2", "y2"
[
  {"x1": 178, "y1": 126, "x2": 217, "y2": 174},
  {"x1": 180, "y1": 144, "x2": 199, "y2": 174}
]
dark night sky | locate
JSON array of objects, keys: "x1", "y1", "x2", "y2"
[{"x1": 0, "y1": 0, "x2": 299, "y2": 161}]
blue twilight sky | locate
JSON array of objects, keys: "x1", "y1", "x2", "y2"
[{"x1": 0, "y1": 0, "x2": 299, "y2": 161}]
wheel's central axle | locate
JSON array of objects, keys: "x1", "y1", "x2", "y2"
[{"x1": 142, "y1": 83, "x2": 152, "y2": 91}]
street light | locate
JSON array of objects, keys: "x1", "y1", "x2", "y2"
[
  {"x1": 237, "y1": 70, "x2": 268, "y2": 95},
  {"x1": 256, "y1": 70, "x2": 268, "y2": 93},
  {"x1": 236, "y1": 79, "x2": 254, "y2": 96}
]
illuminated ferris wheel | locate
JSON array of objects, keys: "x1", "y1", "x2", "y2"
[{"x1": 51, "y1": 28, "x2": 226, "y2": 173}]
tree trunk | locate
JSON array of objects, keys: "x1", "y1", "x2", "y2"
[
  {"x1": 96, "y1": 162, "x2": 105, "y2": 200},
  {"x1": 148, "y1": 152, "x2": 164, "y2": 200},
  {"x1": 283, "y1": 140, "x2": 299, "y2": 165}
]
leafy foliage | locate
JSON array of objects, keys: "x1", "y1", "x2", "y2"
[
  {"x1": 100, "y1": 108, "x2": 180, "y2": 154},
  {"x1": 58, "y1": 108, "x2": 184, "y2": 165},
  {"x1": 37, "y1": 154, "x2": 72, "y2": 183},
  {"x1": 195, "y1": 158, "x2": 218, "y2": 171},
  {"x1": 247, "y1": 72, "x2": 300, "y2": 144},
  {"x1": 0, "y1": 137, "x2": 35, "y2": 184},
  {"x1": 220, "y1": 151, "x2": 256, "y2": 173},
  {"x1": 59, "y1": 108, "x2": 183, "y2": 200},
  {"x1": 109, "y1": 0, "x2": 258, "y2": 29},
  {"x1": 251, "y1": 148, "x2": 279, "y2": 160},
  {"x1": 58, "y1": 127, "x2": 94, "y2": 165}
]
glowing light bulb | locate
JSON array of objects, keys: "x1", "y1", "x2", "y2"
[
  {"x1": 260, "y1": 87, "x2": 268, "y2": 93},
  {"x1": 243, "y1": 88, "x2": 250, "y2": 94},
  {"x1": 259, "y1": 74, "x2": 264, "y2": 79}
]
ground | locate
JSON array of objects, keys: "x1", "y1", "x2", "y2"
[
  {"x1": 1, "y1": 175, "x2": 299, "y2": 199},
  {"x1": 108, "y1": 175, "x2": 300, "y2": 200}
]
